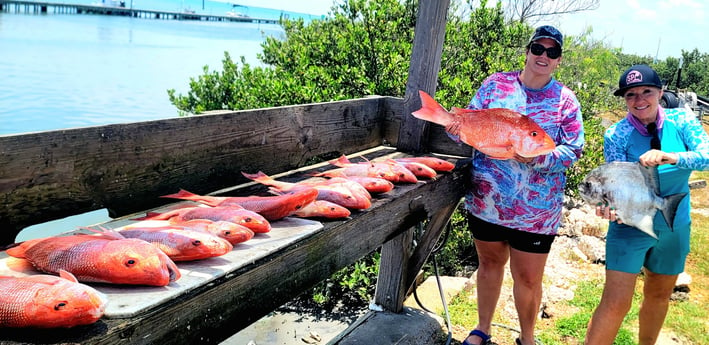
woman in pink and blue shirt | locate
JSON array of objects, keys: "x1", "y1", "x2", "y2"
[{"x1": 461, "y1": 25, "x2": 585, "y2": 345}]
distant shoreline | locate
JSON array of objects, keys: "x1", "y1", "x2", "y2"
[
  {"x1": 0, "y1": 0, "x2": 324, "y2": 21},
  {"x1": 0, "y1": 0, "x2": 282, "y2": 23}
]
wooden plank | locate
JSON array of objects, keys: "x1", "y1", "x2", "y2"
[
  {"x1": 0, "y1": 97, "x2": 389, "y2": 245},
  {"x1": 0, "y1": 148, "x2": 467, "y2": 345},
  {"x1": 397, "y1": 0, "x2": 450, "y2": 154}
]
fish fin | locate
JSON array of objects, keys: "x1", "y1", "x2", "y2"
[
  {"x1": 268, "y1": 187, "x2": 285, "y2": 195},
  {"x1": 80, "y1": 226, "x2": 126, "y2": 240},
  {"x1": 357, "y1": 156, "x2": 374, "y2": 166},
  {"x1": 328, "y1": 155, "x2": 351, "y2": 167},
  {"x1": 161, "y1": 188, "x2": 199, "y2": 200},
  {"x1": 638, "y1": 165, "x2": 661, "y2": 196},
  {"x1": 241, "y1": 171, "x2": 270, "y2": 182},
  {"x1": 660, "y1": 193, "x2": 688, "y2": 230},
  {"x1": 445, "y1": 120, "x2": 461, "y2": 137},
  {"x1": 633, "y1": 216, "x2": 659, "y2": 239},
  {"x1": 411, "y1": 90, "x2": 452, "y2": 127},
  {"x1": 58, "y1": 269, "x2": 79, "y2": 283},
  {"x1": 475, "y1": 144, "x2": 516, "y2": 160}
]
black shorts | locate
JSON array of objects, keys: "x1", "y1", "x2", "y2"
[{"x1": 467, "y1": 214, "x2": 556, "y2": 254}]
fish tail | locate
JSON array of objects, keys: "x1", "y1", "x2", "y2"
[
  {"x1": 132, "y1": 211, "x2": 168, "y2": 221},
  {"x1": 241, "y1": 171, "x2": 270, "y2": 182},
  {"x1": 161, "y1": 189, "x2": 200, "y2": 201},
  {"x1": 660, "y1": 192, "x2": 687, "y2": 230},
  {"x1": 411, "y1": 90, "x2": 452, "y2": 128},
  {"x1": 328, "y1": 155, "x2": 352, "y2": 167},
  {"x1": 79, "y1": 226, "x2": 125, "y2": 240}
]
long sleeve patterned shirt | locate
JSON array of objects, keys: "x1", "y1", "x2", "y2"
[{"x1": 461, "y1": 71, "x2": 584, "y2": 235}]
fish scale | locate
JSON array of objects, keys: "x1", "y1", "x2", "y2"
[
  {"x1": 6, "y1": 233, "x2": 181, "y2": 286},
  {"x1": 0, "y1": 271, "x2": 107, "y2": 328}
]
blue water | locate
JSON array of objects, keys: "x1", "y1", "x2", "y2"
[
  {"x1": 0, "y1": 2, "x2": 320, "y2": 136},
  {"x1": 0, "y1": 3, "x2": 319, "y2": 240}
]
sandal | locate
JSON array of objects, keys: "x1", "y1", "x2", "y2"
[{"x1": 462, "y1": 329, "x2": 492, "y2": 345}]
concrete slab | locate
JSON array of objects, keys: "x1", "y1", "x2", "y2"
[
  {"x1": 404, "y1": 275, "x2": 473, "y2": 314},
  {"x1": 328, "y1": 307, "x2": 444, "y2": 345}
]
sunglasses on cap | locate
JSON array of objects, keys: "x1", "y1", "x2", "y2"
[{"x1": 529, "y1": 43, "x2": 562, "y2": 59}]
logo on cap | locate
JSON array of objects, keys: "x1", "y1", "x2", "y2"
[{"x1": 626, "y1": 70, "x2": 643, "y2": 85}]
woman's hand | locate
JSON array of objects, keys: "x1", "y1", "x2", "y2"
[
  {"x1": 639, "y1": 150, "x2": 678, "y2": 167},
  {"x1": 596, "y1": 204, "x2": 623, "y2": 224}
]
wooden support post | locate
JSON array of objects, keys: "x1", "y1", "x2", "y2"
[
  {"x1": 397, "y1": 0, "x2": 450, "y2": 154},
  {"x1": 374, "y1": 226, "x2": 414, "y2": 313},
  {"x1": 374, "y1": 170, "x2": 466, "y2": 313},
  {"x1": 377, "y1": 0, "x2": 451, "y2": 314}
]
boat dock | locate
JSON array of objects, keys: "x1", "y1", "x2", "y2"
[{"x1": 0, "y1": 0, "x2": 281, "y2": 23}]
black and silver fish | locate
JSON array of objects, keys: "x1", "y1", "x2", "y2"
[{"x1": 579, "y1": 161, "x2": 686, "y2": 238}]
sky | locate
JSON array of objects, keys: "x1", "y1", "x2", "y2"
[
  {"x1": 242, "y1": 0, "x2": 705, "y2": 60},
  {"x1": 552, "y1": 0, "x2": 707, "y2": 60}
]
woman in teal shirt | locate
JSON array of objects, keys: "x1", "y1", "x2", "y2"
[{"x1": 585, "y1": 64, "x2": 709, "y2": 345}]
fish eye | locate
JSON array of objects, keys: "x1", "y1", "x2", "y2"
[
  {"x1": 531, "y1": 131, "x2": 538, "y2": 137},
  {"x1": 224, "y1": 231, "x2": 232, "y2": 236},
  {"x1": 192, "y1": 240, "x2": 202, "y2": 246},
  {"x1": 125, "y1": 259, "x2": 137, "y2": 267},
  {"x1": 54, "y1": 302, "x2": 68, "y2": 311}
]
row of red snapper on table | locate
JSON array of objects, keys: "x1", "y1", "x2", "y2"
[{"x1": 0, "y1": 155, "x2": 455, "y2": 329}]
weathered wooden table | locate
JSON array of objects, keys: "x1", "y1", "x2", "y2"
[{"x1": 0, "y1": 146, "x2": 466, "y2": 344}]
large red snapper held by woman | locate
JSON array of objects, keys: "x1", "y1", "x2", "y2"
[
  {"x1": 160, "y1": 188, "x2": 319, "y2": 221},
  {"x1": 412, "y1": 90, "x2": 556, "y2": 159},
  {"x1": 5, "y1": 231, "x2": 180, "y2": 286},
  {"x1": 0, "y1": 270, "x2": 107, "y2": 328}
]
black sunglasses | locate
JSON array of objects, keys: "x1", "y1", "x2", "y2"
[
  {"x1": 529, "y1": 43, "x2": 562, "y2": 59},
  {"x1": 647, "y1": 122, "x2": 661, "y2": 150}
]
